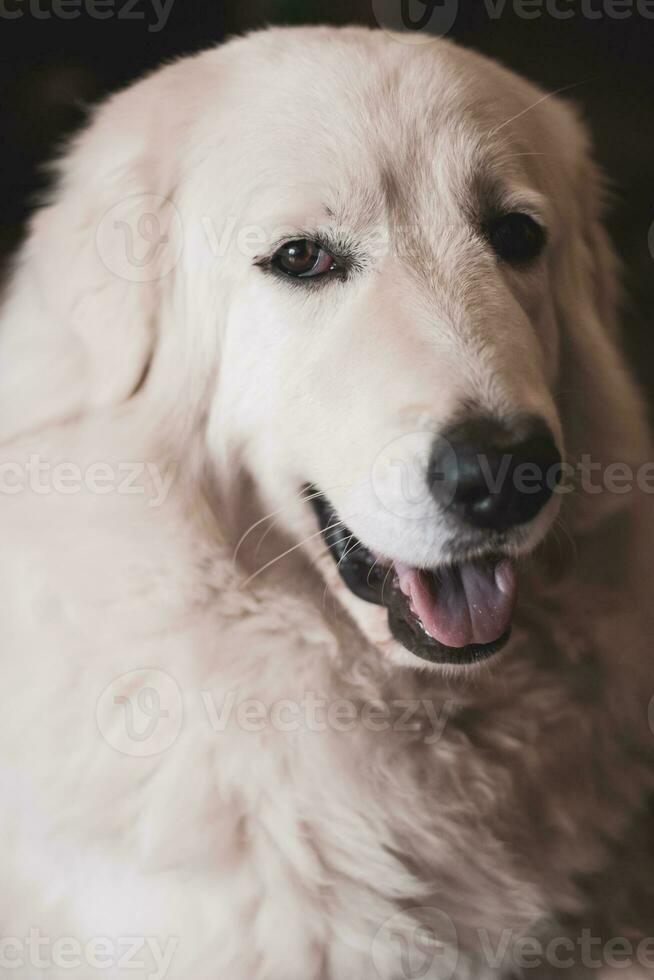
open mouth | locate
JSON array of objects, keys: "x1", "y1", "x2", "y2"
[{"x1": 309, "y1": 489, "x2": 517, "y2": 666}]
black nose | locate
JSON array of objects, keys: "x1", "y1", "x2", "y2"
[{"x1": 428, "y1": 415, "x2": 561, "y2": 532}]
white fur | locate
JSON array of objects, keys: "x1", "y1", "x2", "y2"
[{"x1": 0, "y1": 27, "x2": 653, "y2": 980}]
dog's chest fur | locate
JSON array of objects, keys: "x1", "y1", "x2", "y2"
[{"x1": 1, "y1": 464, "x2": 652, "y2": 980}]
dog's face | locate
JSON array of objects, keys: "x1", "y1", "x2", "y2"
[
  {"x1": 206, "y1": 32, "x2": 571, "y2": 667},
  {"x1": 7, "y1": 28, "x2": 642, "y2": 670}
]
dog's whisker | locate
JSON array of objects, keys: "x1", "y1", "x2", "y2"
[
  {"x1": 488, "y1": 79, "x2": 591, "y2": 137},
  {"x1": 380, "y1": 564, "x2": 395, "y2": 606},
  {"x1": 240, "y1": 520, "x2": 345, "y2": 589},
  {"x1": 233, "y1": 509, "x2": 288, "y2": 569},
  {"x1": 232, "y1": 487, "x2": 323, "y2": 567},
  {"x1": 252, "y1": 485, "x2": 348, "y2": 559},
  {"x1": 232, "y1": 485, "x2": 348, "y2": 567},
  {"x1": 553, "y1": 515, "x2": 578, "y2": 563},
  {"x1": 366, "y1": 554, "x2": 388, "y2": 588},
  {"x1": 334, "y1": 534, "x2": 358, "y2": 571},
  {"x1": 498, "y1": 151, "x2": 555, "y2": 160}
]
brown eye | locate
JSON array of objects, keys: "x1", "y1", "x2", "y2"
[
  {"x1": 485, "y1": 212, "x2": 546, "y2": 266},
  {"x1": 271, "y1": 239, "x2": 338, "y2": 279}
]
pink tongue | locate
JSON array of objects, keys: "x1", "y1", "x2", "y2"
[{"x1": 394, "y1": 559, "x2": 517, "y2": 649}]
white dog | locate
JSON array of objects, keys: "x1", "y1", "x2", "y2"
[{"x1": 0, "y1": 25, "x2": 652, "y2": 980}]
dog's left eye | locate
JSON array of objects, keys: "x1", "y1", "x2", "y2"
[
  {"x1": 271, "y1": 240, "x2": 338, "y2": 279},
  {"x1": 485, "y1": 212, "x2": 546, "y2": 266}
]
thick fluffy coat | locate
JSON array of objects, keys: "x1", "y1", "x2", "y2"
[{"x1": 0, "y1": 27, "x2": 652, "y2": 980}]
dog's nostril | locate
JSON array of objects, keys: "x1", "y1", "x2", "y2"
[{"x1": 428, "y1": 414, "x2": 562, "y2": 532}]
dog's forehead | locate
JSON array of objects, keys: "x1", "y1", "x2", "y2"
[{"x1": 227, "y1": 36, "x2": 555, "y2": 231}]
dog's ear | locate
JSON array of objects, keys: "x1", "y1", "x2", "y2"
[
  {"x1": 0, "y1": 73, "x2": 183, "y2": 443},
  {"x1": 549, "y1": 106, "x2": 650, "y2": 532}
]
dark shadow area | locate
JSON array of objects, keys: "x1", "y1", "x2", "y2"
[{"x1": 0, "y1": 0, "x2": 224, "y2": 260}]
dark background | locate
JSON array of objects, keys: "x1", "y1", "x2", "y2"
[{"x1": 1, "y1": 0, "x2": 652, "y2": 405}]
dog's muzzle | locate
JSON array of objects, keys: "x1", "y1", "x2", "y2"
[{"x1": 307, "y1": 414, "x2": 560, "y2": 666}]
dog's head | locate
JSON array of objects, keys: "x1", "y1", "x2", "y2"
[{"x1": 1, "y1": 28, "x2": 647, "y2": 669}]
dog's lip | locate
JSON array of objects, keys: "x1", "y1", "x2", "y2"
[{"x1": 306, "y1": 486, "x2": 516, "y2": 665}]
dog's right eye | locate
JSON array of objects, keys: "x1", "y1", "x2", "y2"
[
  {"x1": 485, "y1": 212, "x2": 546, "y2": 266},
  {"x1": 270, "y1": 240, "x2": 339, "y2": 280}
]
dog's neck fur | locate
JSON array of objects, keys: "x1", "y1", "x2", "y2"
[{"x1": 211, "y1": 455, "x2": 654, "y2": 938}]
